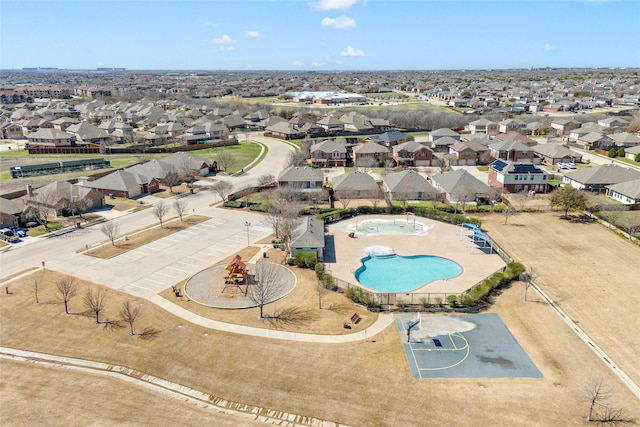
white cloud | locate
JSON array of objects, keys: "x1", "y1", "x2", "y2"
[
  {"x1": 321, "y1": 15, "x2": 356, "y2": 30},
  {"x1": 97, "y1": 61, "x2": 104, "y2": 67},
  {"x1": 543, "y1": 43, "x2": 555, "y2": 51},
  {"x1": 312, "y1": 0, "x2": 357, "y2": 11},
  {"x1": 246, "y1": 30, "x2": 261, "y2": 38},
  {"x1": 293, "y1": 60, "x2": 305, "y2": 67},
  {"x1": 219, "y1": 46, "x2": 234, "y2": 52},
  {"x1": 204, "y1": 21, "x2": 217, "y2": 27},
  {"x1": 210, "y1": 34, "x2": 232, "y2": 45},
  {"x1": 340, "y1": 46, "x2": 364, "y2": 57},
  {"x1": 311, "y1": 60, "x2": 324, "y2": 67},
  {"x1": 244, "y1": 64, "x2": 253, "y2": 70}
]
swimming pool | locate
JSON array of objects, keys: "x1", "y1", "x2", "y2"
[
  {"x1": 347, "y1": 218, "x2": 432, "y2": 236},
  {"x1": 355, "y1": 254, "x2": 462, "y2": 292}
]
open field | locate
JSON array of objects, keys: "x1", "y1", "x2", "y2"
[
  {"x1": 480, "y1": 211, "x2": 640, "y2": 387},
  {"x1": 2, "y1": 248, "x2": 639, "y2": 425}
]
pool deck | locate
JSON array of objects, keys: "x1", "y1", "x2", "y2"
[{"x1": 326, "y1": 215, "x2": 505, "y2": 295}]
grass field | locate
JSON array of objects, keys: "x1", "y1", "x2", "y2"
[{"x1": 3, "y1": 209, "x2": 640, "y2": 426}]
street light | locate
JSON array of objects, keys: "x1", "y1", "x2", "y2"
[{"x1": 244, "y1": 221, "x2": 251, "y2": 247}]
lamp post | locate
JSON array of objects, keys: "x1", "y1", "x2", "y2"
[{"x1": 244, "y1": 221, "x2": 251, "y2": 247}]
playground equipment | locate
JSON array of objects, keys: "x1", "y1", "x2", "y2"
[{"x1": 222, "y1": 255, "x2": 249, "y2": 294}]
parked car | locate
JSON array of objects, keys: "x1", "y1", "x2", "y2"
[{"x1": 0, "y1": 228, "x2": 19, "y2": 243}]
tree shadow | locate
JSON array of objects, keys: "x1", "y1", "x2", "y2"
[
  {"x1": 264, "y1": 306, "x2": 319, "y2": 329},
  {"x1": 138, "y1": 327, "x2": 161, "y2": 340},
  {"x1": 103, "y1": 319, "x2": 126, "y2": 331}
]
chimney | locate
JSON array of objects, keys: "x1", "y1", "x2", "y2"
[{"x1": 26, "y1": 183, "x2": 33, "y2": 197}]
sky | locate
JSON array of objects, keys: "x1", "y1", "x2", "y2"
[{"x1": 1, "y1": 0, "x2": 639, "y2": 71}]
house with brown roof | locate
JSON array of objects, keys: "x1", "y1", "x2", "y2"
[
  {"x1": 469, "y1": 118, "x2": 499, "y2": 134},
  {"x1": 533, "y1": 143, "x2": 583, "y2": 165},
  {"x1": 264, "y1": 121, "x2": 306, "y2": 140},
  {"x1": 382, "y1": 170, "x2": 437, "y2": 202},
  {"x1": 391, "y1": 141, "x2": 435, "y2": 167},
  {"x1": 351, "y1": 141, "x2": 390, "y2": 167},
  {"x1": 331, "y1": 171, "x2": 381, "y2": 201},
  {"x1": 277, "y1": 166, "x2": 325, "y2": 196},
  {"x1": 488, "y1": 140, "x2": 535, "y2": 162},
  {"x1": 310, "y1": 139, "x2": 348, "y2": 167},
  {"x1": 447, "y1": 140, "x2": 490, "y2": 166},
  {"x1": 26, "y1": 128, "x2": 76, "y2": 148}
]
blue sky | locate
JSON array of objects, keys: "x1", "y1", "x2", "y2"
[{"x1": 1, "y1": 0, "x2": 639, "y2": 70}]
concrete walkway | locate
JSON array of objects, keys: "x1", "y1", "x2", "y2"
[{"x1": 149, "y1": 293, "x2": 396, "y2": 343}]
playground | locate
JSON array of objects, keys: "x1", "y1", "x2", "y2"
[
  {"x1": 396, "y1": 313, "x2": 542, "y2": 379},
  {"x1": 183, "y1": 255, "x2": 296, "y2": 309}
]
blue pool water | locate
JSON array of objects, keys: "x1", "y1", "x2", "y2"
[{"x1": 355, "y1": 254, "x2": 462, "y2": 292}]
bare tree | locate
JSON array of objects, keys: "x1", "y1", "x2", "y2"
[
  {"x1": 84, "y1": 287, "x2": 108, "y2": 324},
  {"x1": 152, "y1": 201, "x2": 169, "y2": 228},
  {"x1": 101, "y1": 221, "x2": 120, "y2": 246},
  {"x1": 216, "y1": 151, "x2": 236, "y2": 173},
  {"x1": 598, "y1": 206, "x2": 624, "y2": 230},
  {"x1": 257, "y1": 174, "x2": 276, "y2": 187},
  {"x1": 452, "y1": 185, "x2": 477, "y2": 214},
  {"x1": 335, "y1": 189, "x2": 358, "y2": 209},
  {"x1": 178, "y1": 157, "x2": 200, "y2": 182},
  {"x1": 163, "y1": 171, "x2": 182, "y2": 194},
  {"x1": 173, "y1": 199, "x2": 188, "y2": 222},
  {"x1": 211, "y1": 180, "x2": 233, "y2": 202},
  {"x1": 618, "y1": 215, "x2": 640, "y2": 241},
  {"x1": 248, "y1": 261, "x2": 285, "y2": 318},
  {"x1": 120, "y1": 300, "x2": 141, "y2": 335},
  {"x1": 356, "y1": 156, "x2": 377, "y2": 174},
  {"x1": 503, "y1": 205, "x2": 516, "y2": 224},
  {"x1": 286, "y1": 148, "x2": 308, "y2": 168},
  {"x1": 370, "y1": 188, "x2": 384, "y2": 209},
  {"x1": 382, "y1": 159, "x2": 396, "y2": 176},
  {"x1": 581, "y1": 377, "x2": 614, "y2": 423},
  {"x1": 25, "y1": 187, "x2": 62, "y2": 231},
  {"x1": 56, "y1": 278, "x2": 78, "y2": 314}
]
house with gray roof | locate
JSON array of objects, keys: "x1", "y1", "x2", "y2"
[
  {"x1": 332, "y1": 171, "x2": 381, "y2": 201},
  {"x1": 26, "y1": 128, "x2": 76, "y2": 147},
  {"x1": 290, "y1": 217, "x2": 325, "y2": 260},
  {"x1": 533, "y1": 143, "x2": 583, "y2": 165},
  {"x1": 26, "y1": 180, "x2": 105, "y2": 216},
  {"x1": 429, "y1": 128, "x2": 461, "y2": 143},
  {"x1": 431, "y1": 169, "x2": 490, "y2": 205},
  {"x1": 0, "y1": 197, "x2": 24, "y2": 228},
  {"x1": 468, "y1": 118, "x2": 499, "y2": 134},
  {"x1": 161, "y1": 151, "x2": 214, "y2": 176},
  {"x1": 317, "y1": 116, "x2": 344, "y2": 134},
  {"x1": 431, "y1": 136, "x2": 461, "y2": 153},
  {"x1": 562, "y1": 164, "x2": 640, "y2": 191},
  {"x1": 277, "y1": 166, "x2": 325, "y2": 195},
  {"x1": 382, "y1": 170, "x2": 437, "y2": 202},
  {"x1": 368, "y1": 130, "x2": 406, "y2": 147},
  {"x1": 265, "y1": 121, "x2": 306, "y2": 140},
  {"x1": 574, "y1": 132, "x2": 615, "y2": 151},
  {"x1": 488, "y1": 160, "x2": 549, "y2": 194},
  {"x1": 610, "y1": 132, "x2": 640, "y2": 148},
  {"x1": 606, "y1": 179, "x2": 640, "y2": 205},
  {"x1": 66, "y1": 122, "x2": 110, "y2": 145},
  {"x1": 82, "y1": 170, "x2": 160, "y2": 198},
  {"x1": 125, "y1": 160, "x2": 177, "y2": 182}
]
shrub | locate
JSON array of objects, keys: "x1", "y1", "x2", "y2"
[
  {"x1": 223, "y1": 200, "x2": 243, "y2": 208},
  {"x1": 635, "y1": 153, "x2": 640, "y2": 162},
  {"x1": 293, "y1": 251, "x2": 317, "y2": 269},
  {"x1": 321, "y1": 273, "x2": 336, "y2": 290},
  {"x1": 419, "y1": 297, "x2": 432, "y2": 308},
  {"x1": 286, "y1": 258, "x2": 295, "y2": 265},
  {"x1": 343, "y1": 286, "x2": 374, "y2": 306},
  {"x1": 608, "y1": 148, "x2": 617, "y2": 158},
  {"x1": 314, "y1": 262, "x2": 324, "y2": 279},
  {"x1": 248, "y1": 203, "x2": 267, "y2": 212},
  {"x1": 617, "y1": 147, "x2": 625, "y2": 158},
  {"x1": 447, "y1": 294, "x2": 458, "y2": 306},
  {"x1": 434, "y1": 297, "x2": 443, "y2": 306}
]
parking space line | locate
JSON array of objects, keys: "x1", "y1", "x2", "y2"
[
  {"x1": 167, "y1": 266, "x2": 187, "y2": 272},
  {"x1": 143, "y1": 277, "x2": 164, "y2": 284},
  {"x1": 177, "y1": 261, "x2": 197, "y2": 267},
  {"x1": 154, "y1": 272, "x2": 176, "y2": 278}
]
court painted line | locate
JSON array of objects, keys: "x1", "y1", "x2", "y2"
[
  {"x1": 167, "y1": 266, "x2": 187, "y2": 273},
  {"x1": 143, "y1": 277, "x2": 164, "y2": 284},
  {"x1": 179, "y1": 230, "x2": 198, "y2": 235},
  {"x1": 449, "y1": 334, "x2": 458, "y2": 350},
  {"x1": 149, "y1": 241, "x2": 170, "y2": 247},
  {"x1": 162, "y1": 237, "x2": 180, "y2": 242}
]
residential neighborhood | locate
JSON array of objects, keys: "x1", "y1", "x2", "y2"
[{"x1": 1, "y1": 67, "x2": 640, "y2": 427}]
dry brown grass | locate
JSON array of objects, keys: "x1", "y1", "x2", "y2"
[
  {"x1": 0, "y1": 359, "x2": 260, "y2": 427},
  {"x1": 2, "y1": 265, "x2": 639, "y2": 426},
  {"x1": 480, "y1": 211, "x2": 640, "y2": 387},
  {"x1": 86, "y1": 215, "x2": 209, "y2": 258},
  {"x1": 161, "y1": 247, "x2": 376, "y2": 334}
]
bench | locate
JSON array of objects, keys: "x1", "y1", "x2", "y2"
[{"x1": 350, "y1": 313, "x2": 362, "y2": 325}]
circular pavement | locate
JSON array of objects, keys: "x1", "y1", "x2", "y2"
[{"x1": 184, "y1": 262, "x2": 296, "y2": 309}]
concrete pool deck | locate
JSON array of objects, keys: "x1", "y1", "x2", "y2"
[{"x1": 326, "y1": 215, "x2": 506, "y2": 295}]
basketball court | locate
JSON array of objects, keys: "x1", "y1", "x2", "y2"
[{"x1": 395, "y1": 313, "x2": 542, "y2": 379}]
